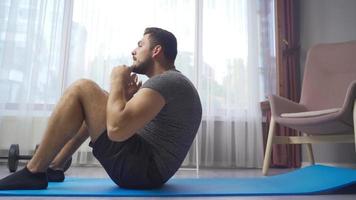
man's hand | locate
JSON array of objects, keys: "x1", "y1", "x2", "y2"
[
  {"x1": 110, "y1": 65, "x2": 142, "y2": 100},
  {"x1": 110, "y1": 65, "x2": 132, "y2": 87},
  {"x1": 127, "y1": 73, "x2": 142, "y2": 100}
]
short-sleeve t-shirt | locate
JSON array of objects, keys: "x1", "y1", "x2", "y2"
[{"x1": 138, "y1": 69, "x2": 202, "y2": 182}]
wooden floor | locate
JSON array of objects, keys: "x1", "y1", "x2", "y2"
[{"x1": 0, "y1": 163, "x2": 355, "y2": 200}]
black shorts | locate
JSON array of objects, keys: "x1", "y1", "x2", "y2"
[{"x1": 89, "y1": 131, "x2": 163, "y2": 189}]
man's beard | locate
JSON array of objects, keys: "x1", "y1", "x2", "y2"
[{"x1": 131, "y1": 57, "x2": 154, "y2": 74}]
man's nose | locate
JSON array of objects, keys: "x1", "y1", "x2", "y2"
[{"x1": 131, "y1": 50, "x2": 136, "y2": 56}]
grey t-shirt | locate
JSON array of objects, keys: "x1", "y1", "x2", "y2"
[{"x1": 138, "y1": 69, "x2": 202, "y2": 182}]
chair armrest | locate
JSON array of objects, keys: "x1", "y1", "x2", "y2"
[
  {"x1": 339, "y1": 80, "x2": 356, "y2": 123},
  {"x1": 269, "y1": 95, "x2": 307, "y2": 117}
]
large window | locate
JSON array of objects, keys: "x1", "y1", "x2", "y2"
[
  {"x1": 0, "y1": 0, "x2": 275, "y2": 167},
  {"x1": 67, "y1": 0, "x2": 195, "y2": 89},
  {"x1": 0, "y1": 0, "x2": 64, "y2": 115},
  {"x1": 0, "y1": 0, "x2": 275, "y2": 118},
  {"x1": 67, "y1": 0, "x2": 276, "y2": 120}
]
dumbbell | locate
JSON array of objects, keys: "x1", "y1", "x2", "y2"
[{"x1": 0, "y1": 144, "x2": 72, "y2": 173}]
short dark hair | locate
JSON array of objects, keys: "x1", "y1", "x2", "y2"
[{"x1": 144, "y1": 27, "x2": 177, "y2": 62}]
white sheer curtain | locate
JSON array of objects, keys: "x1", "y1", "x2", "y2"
[
  {"x1": 199, "y1": 0, "x2": 264, "y2": 168},
  {"x1": 0, "y1": 0, "x2": 275, "y2": 168},
  {"x1": 0, "y1": 0, "x2": 66, "y2": 154},
  {"x1": 185, "y1": 0, "x2": 274, "y2": 168}
]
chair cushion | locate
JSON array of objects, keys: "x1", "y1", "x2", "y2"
[{"x1": 280, "y1": 108, "x2": 341, "y2": 118}]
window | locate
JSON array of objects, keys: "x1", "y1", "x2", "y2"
[
  {"x1": 0, "y1": 0, "x2": 65, "y2": 115},
  {"x1": 0, "y1": 0, "x2": 275, "y2": 118}
]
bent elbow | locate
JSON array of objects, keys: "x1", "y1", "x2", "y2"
[{"x1": 107, "y1": 126, "x2": 130, "y2": 142}]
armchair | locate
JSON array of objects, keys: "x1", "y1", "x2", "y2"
[{"x1": 262, "y1": 41, "x2": 356, "y2": 175}]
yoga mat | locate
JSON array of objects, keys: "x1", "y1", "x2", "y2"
[{"x1": 0, "y1": 165, "x2": 355, "y2": 197}]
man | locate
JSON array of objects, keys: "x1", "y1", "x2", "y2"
[{"x1": 0, "y1": 27, "x2": 202, "y2": 189}]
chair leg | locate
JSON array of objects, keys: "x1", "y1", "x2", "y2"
[
  {"x1": 353, "y1": 100, "x2": 356, "y2": 151},
  {"x1": 262, "y1": 117, "x2": 276, "y2": 175},
  {"x1": 303, "y1": 132, "x2": 315, "y2": 165},
  {"x1": 305, "y1": 144, "x2": 315, "y2": 165}
]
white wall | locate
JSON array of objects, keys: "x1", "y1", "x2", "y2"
[
  {"x1": 300, "y1": 0, "x2": 356, "y2": 76},
  {"x1": 299, "y1": 0, "x2": 356, "y2": 166}
]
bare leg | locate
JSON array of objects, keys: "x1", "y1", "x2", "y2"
[
  {"x1": 49, "y1": 122, "x2": 89, "y2": 170},
  {"x1": 50, "y1": 89, "x2": 109, "y2": 170},
  {"x1": 0, "y1": 79, "x2": 108, "y2": 189},
  {"x1": 27, "y1": 79, "x2": 108, "y2": 173}
]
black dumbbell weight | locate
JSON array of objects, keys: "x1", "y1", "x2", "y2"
[
  {"x1": 0, "y1": 144, "x2": 23, "y2": 172},
  {"x1": 2, "y1": 144, "x2": 36, "y2": 172},
  {"x1": 0, "y1": 144, "x2": 72, "y2": 173}
]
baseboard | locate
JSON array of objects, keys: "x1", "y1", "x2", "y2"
[{"x1": 301, "y1": 161, "x2": 356, "y2": 169}]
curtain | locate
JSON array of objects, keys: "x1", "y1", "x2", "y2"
[
  {"x1": 0, "y1": 0, "x2": 275, "y2": 168},
  {"x1": 270, "y1": 0, "x2": 301, "y2": 168},
  {"x1": 0, "y1": 0, "x2": 66, "y2": 154},
  {"x1": 190, "y1": 0, "x2": 267, "y2": 168}
]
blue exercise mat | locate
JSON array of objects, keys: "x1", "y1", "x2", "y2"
[{"x1": 0, "y1": 165, "x2": 355, "y2": 197}]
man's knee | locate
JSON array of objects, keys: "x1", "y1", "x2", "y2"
[
  {"x1": 73, "y1": 79, "x2": 100, "y2": 90},
  {"x1": 68, "y1": 79, "x2": 101, "y2": 95}
]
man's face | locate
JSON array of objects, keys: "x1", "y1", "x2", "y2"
[{"x1": 131, "y1": 34, "x2": 154, "y2": 74}]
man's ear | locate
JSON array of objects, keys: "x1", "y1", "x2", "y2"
[{"x1": 152, "y1": 45, "x2": 162, "y2": 58}]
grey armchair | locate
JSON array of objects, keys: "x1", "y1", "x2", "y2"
[{"x1": 262, "y1": 41, "x2": 356, "y2": 175}]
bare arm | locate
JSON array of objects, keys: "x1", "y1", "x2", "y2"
[{"x1": 106, "y1": 66, "x2": 165, "y2": 142}]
